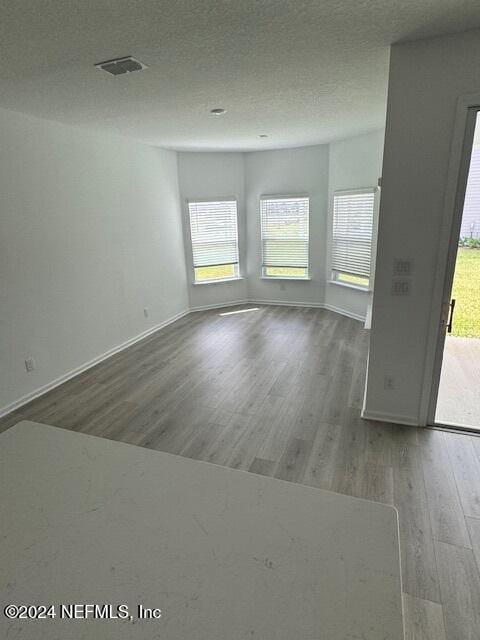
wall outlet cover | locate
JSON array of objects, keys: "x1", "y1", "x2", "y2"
[
  {"x1": 25, "y1": 357, "x2": 36, "y2": 372},
  {"x1": 384, "y1": 375, "x2": 395, "y2": 390}
]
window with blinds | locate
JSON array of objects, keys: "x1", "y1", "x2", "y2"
[
  {"x1": 188, "y1": 199, "x2": 239, "y2": 283},
  {"x1": 331, "y1": 188, "x2": 376, "y2": 289},
  {"x1": 260, "y1": 196, "x2": 309, "y2": 279}
]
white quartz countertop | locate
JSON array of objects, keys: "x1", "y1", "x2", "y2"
[{"x1": 0, "y1": 421, "x2": 404, "y2": 639}]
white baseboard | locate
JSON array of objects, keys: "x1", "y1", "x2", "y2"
[
  {"x1": 361, "y1": 408, "x2": 420, "y2": 427},
  {"x1": 190, "y1": 300, "x2": 250, "y2": 312},
  {"x1": 1, "y1": 299, "x2": 366, "y2": 420},
  {"x1": 250, "y1": 298, "x2": 324, "y2": 308},
  {"x1": 190, "y1": 298, "x2": 365, "y2": 323},
  {"x1": 322, "y1": 303, "x2": 365, "y2": 323},
  {"x1": 250, "y1": 299, "x2": 365, "y2": 322},
  {"x1": 0, "y1": 308, "x2": 190, "y2": 419},
  {"x1": 190, "y1": 298, "x2": 366, "y2": 323}
]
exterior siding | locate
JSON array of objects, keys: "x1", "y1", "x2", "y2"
[{"x1": 461, "y1": 147, "x2": 480, "y2": 239}]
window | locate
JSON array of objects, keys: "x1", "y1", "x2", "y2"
[
  {"x1": 331, "y1": 188, "x2": 376, "y2": 290},
  {"x1": 260, "y1": 196, "x2": 309, "y2": 278},
  {"x1": 188, "y1": 199, "x2": 240, "y2": 283}
]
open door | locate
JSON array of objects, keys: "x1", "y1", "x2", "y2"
[{"x1": 432, "y1": 108, "x2": 480, "y2": 431}]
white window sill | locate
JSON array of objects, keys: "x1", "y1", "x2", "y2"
[
  {"x1": 261, "y1": 276, "x2": 311, "y2": 281},
  {"x1": 328, "y1": 279, "x2": 371, "y2": 293},
  {"x1": 193, "y1": 277, "x2": 244, "y2": 286}
]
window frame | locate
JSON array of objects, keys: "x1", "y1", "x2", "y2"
[
  {"x1": 260, "y1": 194, "x2": 310, "y2": 280},
  {"x1": 187, "y1": 197, "x2": 241, "y2": 285},
  {"x1": 330, "y1": 187, "x2": 379, "y2": 292}
]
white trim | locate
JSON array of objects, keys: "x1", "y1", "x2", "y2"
[
  {"x1": 260, "y1": 192, "x2": 309, "y2": 201},
  {"x1": 261, "y1": 276, "x2": 311, "y2": 281},
  {"x1": 1, "y1": 299, "x2": 366, "y2": 420},
  {"x1": 260, "y1": 195, "x2": 310, "y2": 276},
  {"x1": 186, "y1": 196, "x2": 236, "y2": 204},
  {"x1": 333, "y1": 186, "x2": 378, "y2": 197},
  {"x1": 0, "y1": 308, "x2": 190, "y2": 419},
  {"x1": 362, "y1": 351, "x2": 370, "y2": 414},
  {"x1": 187, "y1": 198, "x2": 240, "y2": 286},
  {"x1": 360, "y1": 352, "x2": 422, "y2": 428},
  {"x1": 328, "y1": 279, "x2": 371, "y2": 293},
  {"x1": 250, "y1": 299, "x2": 365, "y2": 322},
  {"x1": 191, "y1": 298, "x2": 365, "y2": 322},
  {"x1": 189, "y1": 300, "x2": 250, "y2": 312},
  {"x1": 361, "y1": 408, "x2": 420, "y2": 427},
  {"x1": 250, "y1": 298, "x2": 324, "y2": 308},
  {"x1": 364, "y1": 304, "x2": 372, "y2": 330},
  {"x1": 322, "y1": 303, "x2": 365, "y2": 322},
  {"x1": 420, "y1": 97, "x2": 480, "y2": 426},
  {"x1": 434, "y1": 419, "x2": 480, "y2": 432},
  {"x1": 330, "y1": 188, "x2": 378, "y2": 286},
  {"x1": 192, "y1": 276, "x2": 244, "y2": 285}
]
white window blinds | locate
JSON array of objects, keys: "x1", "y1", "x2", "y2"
[
  {"x1": 332, "y1": 189, "x2": 375, "y2": 283},
  {"x1": 188, "y1": 200, "x2": 239, "y2": 282},
  {"x1": 260, "y1": 196, "x2": 309, "y2": 275}
]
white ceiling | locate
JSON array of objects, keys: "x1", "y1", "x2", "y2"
[{"x1": 2, "y1": 1, "x2": 480, "y2": 151}]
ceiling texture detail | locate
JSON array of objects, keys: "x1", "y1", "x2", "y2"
[{"x1": 1, "y1": 1, "x2": 480, "y2": 150}]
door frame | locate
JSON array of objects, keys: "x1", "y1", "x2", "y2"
[{"x1": 422, "y1": 101, "x2": 480, "y2": 428}]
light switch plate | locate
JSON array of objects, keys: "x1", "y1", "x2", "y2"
[
  {"x1": 393, "y1": 259, "x2": 412, "y2": 276},
  {"x1": 392, "y1": 279, "x2": 411, "y2": 296}
]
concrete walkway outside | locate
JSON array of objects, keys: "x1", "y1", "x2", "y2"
[{"x1": 435, "y1": 336, "x2": 480, "y2": 429}]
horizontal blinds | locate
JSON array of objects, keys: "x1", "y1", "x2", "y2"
[
  {"x1": 332, "y1": 190, "x2": 375, "y2": 277},
  {"x1": 260, "y1": 197, "x2": 309, "y2": 268},
  {"x1": 188, "y1": 200, "x2": 239, "y2": 268}
]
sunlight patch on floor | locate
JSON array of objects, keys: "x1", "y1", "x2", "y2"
[{"x1": 219, "y1": 308, "x2": 259, "y2": 316}]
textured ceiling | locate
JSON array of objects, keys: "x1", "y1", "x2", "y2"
[{"x1": 1, "y1": 1, "x2": 480, "y2": 151}]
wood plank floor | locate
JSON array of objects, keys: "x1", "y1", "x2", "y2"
[{"x1": 2, "y1": 303, "x2": 480, "y2": 639}]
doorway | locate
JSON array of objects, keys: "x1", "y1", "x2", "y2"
[{"x1": 434, "y1": 108, "x2": 480, "y2": 431}]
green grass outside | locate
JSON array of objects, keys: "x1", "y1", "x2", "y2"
[
  {"x1": 265, "y1": 266, "x2": 307, "y2": 278},
  {"x1": 195, "y1": 264, "x2": 236, "y2": 281},
  {"x1": 336, "y1": 272, "x2": 369, "y2": 288},
  {"x1": 193, "y1": 249, "x2": 480, "y2": 335},
  {"x1": 451, "y1": 248, "x2": 480, "y2": 337},
  {"x1": 195, "y1": 264, "x2": 308, "y2": 280}
]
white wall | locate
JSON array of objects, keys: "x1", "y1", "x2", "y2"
[
  {"x1": 1, "y1": 107, "x2": 384, "y2": 415},
  {"x1": 0, "y1": 107, "x2": 188, "y2": 414},
  {"x1": 178, "y1": 146, "x2": 331, "y2": 308},
  {"x1": 177, "y1": 152, "x2": 248, "y2": 309},
  {"x1": 177, "y1": 140, "x2": 383, "y2": 315},
  {"x1": 326, "y1": 130, "x2": 384, "y2": 319},
  {"x1": 245, "y1": 145, "x2": 329, "y2": 305},
  {"x1": 364, "y1": 28, "x2": 480, "y2": 425}
]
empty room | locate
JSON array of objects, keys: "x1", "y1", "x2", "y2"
[{"x1": 2, "y1": 2, "x2": 480, "y2": 639}]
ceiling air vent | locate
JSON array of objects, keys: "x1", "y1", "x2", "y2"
[{"x1": 95, "y1": 56, "x2": 148, "y2": 76}]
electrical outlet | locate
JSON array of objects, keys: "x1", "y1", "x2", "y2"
[
  {"x1": 391, "y1": 279, "x2": 411, "y2": 296},
  {"x1": 25, "y1": 357, "x2": 36, "y2": 372},
  {"x1": 384, "y1": 375, "x2": 395, "y2": 391},
  {"x1": 144, "y1": 307, "x2": 149, "y2": 318}
]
